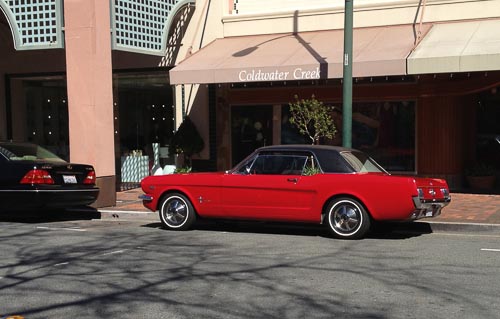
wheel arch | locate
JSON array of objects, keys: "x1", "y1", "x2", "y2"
[
  {"x1": 156, "y1": 188, "x2": 199, "y2": 216},
  {"x1": 321, "y1": 193, "x2": 373, "y2": 224}
]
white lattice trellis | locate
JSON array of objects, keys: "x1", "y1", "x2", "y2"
[
  {"x1": 111, "y1": 0, "x2": 194, "y2": 56},
  {"x1": 0, "y1": 0, "x2": 63, "y2": 50}
]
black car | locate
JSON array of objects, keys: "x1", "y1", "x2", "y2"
[{"x1": 0, "y1": 141, "x2": 99, "y2": 211}]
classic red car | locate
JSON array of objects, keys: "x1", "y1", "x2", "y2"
[{"x1": 140, "y1": 145, "x2": 450, "y2": 239}]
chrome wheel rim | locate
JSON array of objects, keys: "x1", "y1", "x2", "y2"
[
  {"x1": 162, "y1": 197, "x2": 188, "y2": 227},
  {"x1": 329, "y1": 201, "x2": 362, "y2": 235}
]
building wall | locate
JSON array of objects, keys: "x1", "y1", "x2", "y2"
[
  {"x1": 167, "y1": 0, "x2": 499, "y2": 190},
  {"x1": 172, "y1": 0, "x2": 226, "y2": 160},
  {"x1": 224, "y1": 0, "x2": 500, "y2": 36},
  {"x1": 0, "y1": 75, "x2": 5, "y2": 140}
]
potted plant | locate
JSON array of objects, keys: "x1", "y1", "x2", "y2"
[
  {"x1": 169, "y1": 116, "x2": 204, "y2": 172},
  {"x1": 466, "y1": 163, "x2": 496, "y2": 189}
]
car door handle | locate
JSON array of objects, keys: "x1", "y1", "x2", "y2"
[{"x1": 287, "y1": 178, "x2": 298, "y2": 183}]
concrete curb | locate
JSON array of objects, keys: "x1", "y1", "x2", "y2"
[
  {"x1": 98, "y1": 209, "x2": 157, "y2": 222},
  {"x1": 418, "y1": 221, "x2": 500, "y2": 234}
]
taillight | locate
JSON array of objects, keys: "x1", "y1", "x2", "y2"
[
  {"x1": 20, "y1": 169, "x2": 55, "y2": 185},
  {"x1": 417, "y1": 188, "x2": 424, "y2": 199},
  {"x1": 83, "y1": 170, "x2": 96, "y2": 185}
]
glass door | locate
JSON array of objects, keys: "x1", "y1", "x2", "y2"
[{"x1": 231, "y1": 105, "x2": 273, "y2": 166}]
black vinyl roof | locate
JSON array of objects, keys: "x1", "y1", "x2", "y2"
[{"x1": 257, "y1": 144, "x2": 354, "y2": 153}]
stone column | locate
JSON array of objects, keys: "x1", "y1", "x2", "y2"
[{"x1": 64, "y1": 0, "x2": 116, "y2": 207}]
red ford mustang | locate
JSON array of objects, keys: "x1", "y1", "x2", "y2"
[{"x1": 140, "y1": 145, "x2": 450, "y2": 239}]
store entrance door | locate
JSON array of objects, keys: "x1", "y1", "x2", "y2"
[{"x1": 231, "y1": 105, "x2": 273, "y2": 166}]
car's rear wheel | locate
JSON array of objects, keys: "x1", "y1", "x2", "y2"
[
  {"x1": 325, "y1": 197, "x2": 370, "y2": 239},
  {"x1": 159, "y1": 193, "x2": 196, "y2": 230}
]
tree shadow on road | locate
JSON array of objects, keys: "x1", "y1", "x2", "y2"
[{"x1": 0, "y1": 206, "x2": 101, "y2": 223}]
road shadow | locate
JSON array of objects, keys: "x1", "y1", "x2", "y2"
[
  {"x1": 0, "y1": 206, "x2": 101, "y2": 223},
  {"x1": 143, "y1": 219, "x2": 433, "y2": 240},
  {"x1": 368, "y1": 221, "x2": 433, "y2": 239}
]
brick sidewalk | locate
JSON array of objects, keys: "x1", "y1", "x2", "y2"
[
  {"x1": 434, "y1": 193, "x2": 500, "y2": 224},
  {"x1": 103, "y1": 188, "x2": 500, "y2": 225}
]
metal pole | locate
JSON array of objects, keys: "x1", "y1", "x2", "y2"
[{"x1": 342, "y1": 0, "x2": 353, "y2": 148}]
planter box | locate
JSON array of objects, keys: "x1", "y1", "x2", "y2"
[{"x1": 466, "y1": 175, "x2": 495, "y2": 189}]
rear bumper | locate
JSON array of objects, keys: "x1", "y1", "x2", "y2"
[
  {"x1": 0, "y1": 187, "x2": 99, "y2": 211},
  {"x1": 410, "y1": 196, "x2": 451, "y2": 220}
]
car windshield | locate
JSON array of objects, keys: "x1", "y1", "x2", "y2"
[
  {"x1": 340, "y1": 151, "x2": 387, "y2": 173},
  {"x1": 0, "y1": 143, "x2": 66, "y2": 163}
]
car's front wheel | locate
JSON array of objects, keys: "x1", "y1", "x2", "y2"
[
  {"x1": 325, "y1": 198, "x2": 370, "y2": 239},
  {"x1": 159, "y1": 193, "x2": 196, "y2": 230}
]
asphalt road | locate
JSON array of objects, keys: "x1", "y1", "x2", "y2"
[{"x1": 1, "y1": 216, "x2": 499, "y2": 319}]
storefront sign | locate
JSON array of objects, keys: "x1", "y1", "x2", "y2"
[{"x1": 238, "y1": 67, "x2": 320, "y2": 82}]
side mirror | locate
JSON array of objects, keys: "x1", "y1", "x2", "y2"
[{"x1": 245, "y1": 166, "x2": 251, "y2": 174}]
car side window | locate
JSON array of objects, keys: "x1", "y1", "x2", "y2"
[
  {"x1": 0, "y1": 146, "x2": 18, "y2": 159},
  {"x1": 302, "y1": 155, "x2": 322, "y2": 175},
  {"x1": 249, "y1": 154, "x2": 308, "y2": 175},
  {"x1": 315, "y1": 149, "x2": 353, "y2": 173},
  {"x1": 340, "y1": 151, "x2": 385, "y2": 173},
  {"x1": 235, "y1": 156, "x2": 257, "y2": 174}
]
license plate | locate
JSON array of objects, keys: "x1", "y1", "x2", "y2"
[{"x1": 63, "y1": 175, "x2": 77, "y2": 184}]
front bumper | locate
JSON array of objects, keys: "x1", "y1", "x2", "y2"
[
  {"x1": 410, "y1": 196, "x2": 451, "y2": 220},
  {"x1": 139, "y1": 194, "x2": 156, "y2": 211}
]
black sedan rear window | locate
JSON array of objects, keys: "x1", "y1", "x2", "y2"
[{"x1": 0, "y1": 143, "x2": 65, "y2": 162}]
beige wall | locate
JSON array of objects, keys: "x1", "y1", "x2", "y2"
[
  {"x1": 64, "y1": 0, "x2": 114, "y2": 176},
  {"x1": 64, "y1": 0, "x2": 116, "y2": 205},
  {"x1": 223, "y1": 0, "x2": 500, "y2": 36},
  {"x1": 172, "y1": 0, "x2": 226, "y2": 160}
]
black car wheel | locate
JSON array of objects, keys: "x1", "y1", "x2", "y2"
[
  {"x1": 326, "y1": 198, "x2": 370, "y2": 239},
  {"x1": 159, "y1": 193, "x2": 196, "y2": 230}
]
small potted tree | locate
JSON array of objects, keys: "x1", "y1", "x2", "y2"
[
  {"x1": 168, "y1": 116, "x2": 204, "y2": 173},
  {"x1": 288, "y1": 94, "x2": 337, "y2": 145},
  {"x1": 466, "y1": 163, "x2": 496, "y2": 189}
]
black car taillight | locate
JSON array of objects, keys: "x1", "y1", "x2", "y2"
[
  {"x1": 20, "y1": 169, "x2": 55, "y2": 185},
  {"x1": 83, "y1": 170, "x2": 96, "y2": 185}
]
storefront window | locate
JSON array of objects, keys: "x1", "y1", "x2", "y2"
[
  {"x1": 477, "y1": 90, "x2": 500, "y2": 171},
  {"x1": 9, "y1": 77, "x2": 69, "y2": 161},
  {"x1": 351, "y1": 101, "x2": 415, "y2": 172},
  {"x1": 281, "y1": 106, "x2": 310, "y2": 145},
  {"x1": 114, "y1": 72, "x2": 174, "y2": 184},
  {"x1": 281, "y1": 101, "x2": 416, "y2": 172}
]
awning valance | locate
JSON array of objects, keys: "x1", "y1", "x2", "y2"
[
  {"x1": 407, "y1": 19, "x2": 500, "y2": 74},
  {"x1": 170, "y1": 24, "x2": 426, "y2": 84}
]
